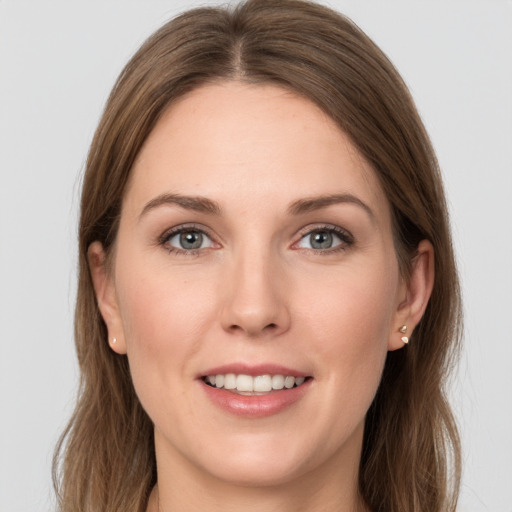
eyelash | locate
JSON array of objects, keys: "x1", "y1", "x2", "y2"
[
  {"x1": 158, "y1": 224, "x2": 216, "y2": 256},
  {"x1": 294, "y1": 224, "x2": 354, "y2": 254},
  {"x1": 158, "y1": 223, "x2": 354, "y2": 255}
]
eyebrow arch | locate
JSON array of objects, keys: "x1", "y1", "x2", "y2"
[
  {"x1": 287, "y1": 194, "x2": 375, "y2": 221},
  {"x1": 139, "y1": 193, "x2": 221, "y2": 220}
]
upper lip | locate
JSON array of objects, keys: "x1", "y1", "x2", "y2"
[{"x1": 199, "y1": 363, "x2": 310, "y2": 378}]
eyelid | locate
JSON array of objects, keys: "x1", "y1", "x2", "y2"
[
  {"x1": 157, "y1": 222, "x2": 353, "y2": 254},
  {"x1": 158, "y1": 223, "x2": 220, "y2": 253},
  {"x1": 292, "y1": 223, "x2": 354, "y2": 251}
]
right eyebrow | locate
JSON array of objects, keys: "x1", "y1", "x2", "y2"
[
  {"x1": 138, "y1": 193, "x2": 221, "y2": 221},
  {"x1": 287, "y1": 193, "x2": 375, "y2": 223}
]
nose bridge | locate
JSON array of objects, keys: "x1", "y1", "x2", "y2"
[{"x1": 221, "y1": 240, "x2": 289, "y2": 337}]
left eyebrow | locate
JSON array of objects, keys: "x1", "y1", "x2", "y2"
[
  {"x1": 287, "y1": 194, "x2": 375, "y2": 222},
  {"x1": 139, "y1": 193, "x2": 222, "y2": 221}
]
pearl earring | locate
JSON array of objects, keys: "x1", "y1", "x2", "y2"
[
  {"x1": 399, "y1": 325, "x2": 408, "y2": 344},
  {"x1": 112, "y1": 337, "x2": 117, "y2": 344}
]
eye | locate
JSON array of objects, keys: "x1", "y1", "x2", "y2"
[
  {"x1": 162, "y1": 226, "x2": 215, "y2": 253},
  {"x1": 296, "y1": 226, "x2": 353, "y2": 251}
]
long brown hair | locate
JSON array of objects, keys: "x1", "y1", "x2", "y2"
[{"x1": 53, "y1": 1, "x2": 462, "y2": 511}]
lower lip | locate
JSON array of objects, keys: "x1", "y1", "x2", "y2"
[{"x1": 200, "y1": 379, "x2": 312, "y2": 418}]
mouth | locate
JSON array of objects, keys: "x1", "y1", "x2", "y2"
[
  {"x1": 199, "y1": 366, "x2": 313, "y2": 417},
  {"x1": 201, "y1": 373, "x2": 310, "y2": 395}
]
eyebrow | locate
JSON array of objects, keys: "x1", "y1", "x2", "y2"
[
  {"x1": 139, "y1": 193, "x2": 221, "y2": 220},
  {"x1": 139, "y1": 192, "x2": 374, "y2": 221},
  {"x1": 287, "y1": 194, "x2": 375, "y2": 221}
]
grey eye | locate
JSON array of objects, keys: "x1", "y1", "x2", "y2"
[
  {"x1": 297, "y1": 229, "x2": 346, "y2": 250},
  {"x1": 167, "y1": 229, "x2": 212, "y2": 251},
  {"x1": 309, "y1": 230, "x2": 334, "y2": 249},
  {"x1": 180, "y1": 231, "x2": 203, "y2": 249}
]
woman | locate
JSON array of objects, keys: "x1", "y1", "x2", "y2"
[{"x1": 53, "y1": 1, "x2": 462, "y2": 511}]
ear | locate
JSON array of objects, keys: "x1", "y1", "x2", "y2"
[
  {"x1": 88, "y1": 241, "x2": 127, "y2": 354},
  {"x1": 388, "y1": 239, "x2": 435, "y2": 351}
]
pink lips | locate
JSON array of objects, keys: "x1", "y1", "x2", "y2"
[
  {"x1": 200, "y1": 363, "x2": 309, "y2": 378},
  {"x1": 198, "y1": 363, "x2": 312, "y2": 418}
]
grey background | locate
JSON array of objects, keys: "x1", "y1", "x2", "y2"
[{"x1": 0, "y1": 1, "x2": 511, "y2": 510}]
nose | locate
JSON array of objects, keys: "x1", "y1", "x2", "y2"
[{"x1": 220, "y1": 248, "x2": 291, "y2": 338}]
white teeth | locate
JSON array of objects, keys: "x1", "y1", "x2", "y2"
[
  {"x1": 254, "y1": 375, "x2": 272, "y2": 392},
  {"x1": 224, "y1": 373, "x2": 236, "y2": 390},
  {"x1": 271, "y1": 375, "x2": 285, "y2": 390},
  {"x1": 236, "y1": 374, "x2": 254, "y2": 392},
  {"x1": 207, "y1": 373, "x2": 307, "y2": 392},
  {"x1": 284, "y1": 376, "x2": 295, "y2": 389}
]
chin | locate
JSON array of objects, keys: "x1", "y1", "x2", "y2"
[
  {"x1": 184, "y1": 427, "x2": 340, "y2": 488},
  {"x1": 200, "y1": 452, "x2": 310, "y2": 488}
]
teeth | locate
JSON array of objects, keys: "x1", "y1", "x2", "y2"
[
  {"x1": 205, "y1": 373, "x2": 307, "y2": 392},
  {"x1": 236, "y1": 374, "x2": 253, "y2": 392},
  {"x1": 284, "y1": 376, "x2": 295, "y2": 389},
  {"x1": 272, "y1": 375, "x2": 284, "y2": 390},
  {"x1": 254, "y1": 375, "x2": 272, "y2": 392},
  {"x1": 224, "y1": 373, "x2": 236, "y2": 390}
]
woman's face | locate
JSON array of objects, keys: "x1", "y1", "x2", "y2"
[{"x1": 92, "y1": 82, "x2": 413, "y2": 487}]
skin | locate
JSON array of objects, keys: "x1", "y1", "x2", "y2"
[{"x1": 89, "y1": 82, "x2": 434, "y2": 512}]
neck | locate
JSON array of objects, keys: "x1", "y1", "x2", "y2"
[{"x1": 149, "y1": 484, "x2": 368, "y2": 512}]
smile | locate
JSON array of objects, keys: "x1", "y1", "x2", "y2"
[{"x1": 202, "y1": 374, "x2": 307, "y2": 394}]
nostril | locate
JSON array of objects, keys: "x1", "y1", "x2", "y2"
[{"x1": 228, "y1": 322, "x2": 278, "y2": 335}]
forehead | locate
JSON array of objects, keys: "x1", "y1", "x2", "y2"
[{"x1": 125, "y1": 82, "x2": 390, "y2": 220}]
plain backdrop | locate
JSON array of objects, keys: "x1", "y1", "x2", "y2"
[{"x1": 0, "y1": 1, "x2": 511, "y2": 511}]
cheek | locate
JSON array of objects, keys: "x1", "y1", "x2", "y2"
[
  {"x1": 117, "y1": 256, "x2": 216, "y2": 345},
  {"x1": 297, "y1": 259, "x2": 398, "y2": 400},
  {"x1": 299, "y1": 258, "x2": 397, "y2": 344},
  {"x1": 114, "y1": 257, "x2": 218, "y2": 408}
]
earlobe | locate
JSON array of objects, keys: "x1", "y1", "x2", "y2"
[
  {"x1": 388, "y1": 240, "x2": 435, "y2": 351},
  {"x1": 87, "y1": 241, "x2": 127, "y2": 354}
]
